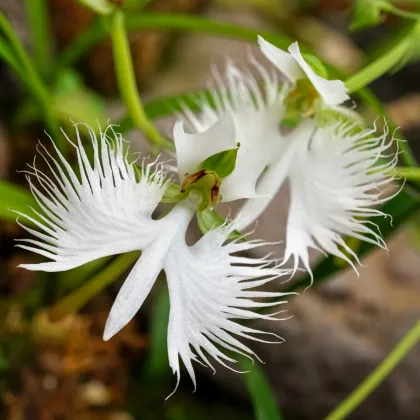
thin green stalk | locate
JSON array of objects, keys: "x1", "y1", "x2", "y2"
[
  {"x1": 49, "y1": 251, "x2": 139, "y2": 322},
  {"x1": 110, "y1": 11, "x2": 173, "y2": 151},
  {"x1": 381, "y1": 2, "x2": 420, "y2": 20},
  {"x1": 345, "y1": 21, "x2": 420, "y2": 93},
  {"x1": 396, "y1": 166, "x2": 420, "y2": 181},
  {"x1": 0, "y1": 12, "x2": 61, "y2": 144},
  {"x1": 0, "y1": 36, "x2": 24, "y2": 75},
  {"x1": 25, "y1": 0, "x2": 53, "y2": 77},
  {"x1": 57, "y1": 13, "x2": 293, "y2": 68},
  {"x1": 124, "y1": 13, "x2": 293, "y2": 48},
  {"x1": 324, "y1": 321, "x2": 420, "y2": 420}
]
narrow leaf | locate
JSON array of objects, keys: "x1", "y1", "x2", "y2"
[
  {"x1": 0, "y1": 181, "x2": 37, "y2": 223},
  {"x1": 145, "y1": 285, "x2": 170, "y2": 378},
  {"x1": 241, "y1": 358, "x2": 283, "y2": 420}
]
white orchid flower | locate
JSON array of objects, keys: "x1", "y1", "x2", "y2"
[
  {"x1": 237, "y1": 119, "x2": 399, "y2": 277},
  {"x1": 177, "y1": 46, "x2": 398, "y2": 279},
  {"x1": 258, "y1": 37, "x2": 350, "y2": 108},
  {"x1": 177, "y1": 60, "x2": 287, "y2": 202},
  {"x1": 14, "y1": 124, "x2": 294, "y2": 393}
]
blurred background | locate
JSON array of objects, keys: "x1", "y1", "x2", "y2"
[{"x1": 0, "y1": 0, "x2": 420, "y2": 419}]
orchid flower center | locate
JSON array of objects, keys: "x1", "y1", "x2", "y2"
[
  {"x1": 284, "y1": 79, "x2": 319, "y2": 120},
  {"x1": 180, "y1": 170, "x2": 222, "y2": 211}
]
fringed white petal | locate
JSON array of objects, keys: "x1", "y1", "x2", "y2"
[
  {"x1": 287, "y1": 42, "x2": 350, "y2": 107},
  {"x1": 15, "y1": 124, "x2": 168, "y2": 272},
  {"x1": 181, "y1": 60, "x2": 286, "y2": 202},
  {"x1": 284, "y1": 121, "x2": 399, "y2": 277},
  {"x1": 235, "y1": 119, "x2": 316, "y2": 231},
  {"x1": 104, "y1": 204, "x2": 195, "y2": 341},
  {"x1": 258, "y1": 36, "x2": 303, "y2": 84},
  {"x1": 164, "y1": 222, "x2": 294, "y2": 393}
]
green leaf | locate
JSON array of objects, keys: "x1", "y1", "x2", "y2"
[
  {"x1": 197, "y1": 209, "x2": 243, "y2": 240},
  {"x1": 53, "y1": 69, "x2": 107, "y2": 130},
  {"x1": 285, "y1": 186, "x2": 420, "y2": 293},
  {"x1": 199, "y1": 146, "x2": 239, "y2": 179},
  {"x1": 241, "y1": 358, "x2": 283, "y2": 420},
  {"x1": 124, "y1": 0, "x2": 151, "y2": 9},
  {"x1": 78, "y1": 0, "x2": 116, "y2": 14},
  {"x1": 24, "y1": 0, "x2": 53, "y2": 77},
  {"x1": 349, "y1": 0, "x2": 384, "y2": 31},
  {"x1": 0, "y1": 36, "x2": 23, "y2": 76},
  {"x1": 145, "y1": 285, "x2": 170, "y2": 378},
  {"x1": 0, "y1": 181, "x2": 37, "y2": 223}
]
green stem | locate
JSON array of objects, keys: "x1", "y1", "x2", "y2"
[
  {"x1": 0, "y1": 12, "x2": 61, "y2": 146},
  {"x1": 49, "y1": 251, "x2": 139, "y2": 322},
  {"x1": 110, "y1": 11, "x2": 173, "y2": 151},
  {"x1": 396, "y1": 166, "x2": 420, "y2": 181},
  {"x1": 345, "y1": 21, "x2": 420, "y2": 93},
  {"x1": 25, "y1": 0, "x2": 53, "y2": 77},
  {"x1": 324, "y1": 320, "x2": 420, "y2": 420},
  {"x1": 124, "y1": 13, "x2": 292, "y2": 47},
  {"x1": 381, "y1": 2, "x2": 420, "y2": 20},
  {"x1": 57, "y1": 13, "x2": 293, "y2": 68}
]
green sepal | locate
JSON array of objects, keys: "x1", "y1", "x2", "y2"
[
  {"x1": 78, "y1": 0, "x2": 116, "y2": 14},
  {"x1": 301, "y1": 53, "x2": 328, "y2": 79},
  {"x1": 349, "y1": 0, "x2": 384, "y2": 32},
  {"x1": 197, "y1": 209, "x2": 244, "y2": 241},
  {"x1": 199, "y1": 144, "x2": 240, "y2": 179}
]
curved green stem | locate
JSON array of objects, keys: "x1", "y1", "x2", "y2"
[
  {"x1": 124, "y1": 13, "x2": 292, "y2": 47},
  {"x1": 58, "y1": 13, "x2": 293, "y2": 68},
  {"x1": 110, "y1": 11, "x2": 173, "y2": 151},
  {"x1": 0, "y1": 12, "x2": 61, "y2": 145},
  {"x1": 324, "y1": 321, "x2": 420, "y2": 420},
  {"x1": 381, "y1": 3, "x2": 420, "y2": 20},
  {"x1": 396, "y1": 166, "x2": 420, "y2": 181},
  {"x1": 345, "y1": 21, "x2": 420, "y2": 93}
]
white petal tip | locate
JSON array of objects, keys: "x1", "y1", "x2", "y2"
[{"x1": 103, "y1": 320, "x2": 120, "y2": 341}]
